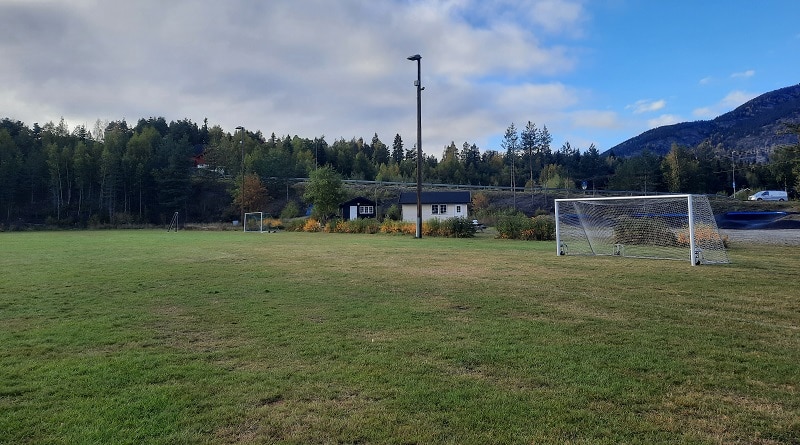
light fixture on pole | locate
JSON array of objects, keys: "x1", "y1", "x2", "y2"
[
  {"x1": 407, "y1": 54, "x2": 423, "y2": 238},
  {"x1": 236, "y1": 126, "x2": 245, "y2": 230}
]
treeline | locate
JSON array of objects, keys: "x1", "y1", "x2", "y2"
[{"x1": 1, "y1": 117, "x2": 798, "y2": 227}]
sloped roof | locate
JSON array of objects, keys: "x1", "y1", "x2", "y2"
[
  {"x1": 398, "y1": 191, "x2": 470, "y2": 205},
  {"x1": 340, "y1": 197, "x2": 376, "y2": 207}
]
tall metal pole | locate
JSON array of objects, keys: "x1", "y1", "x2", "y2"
[
  {"x1": 731, "y1": 151, "x2": 737, "y2": 198},
  {"x1": 408, "y1": 54, "x2": 423, "y2": 238},
  {"x1": 236, "y1": 126, "x2": 244, "y2": 230}
]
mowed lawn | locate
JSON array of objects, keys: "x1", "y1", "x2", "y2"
[{"x1": 1, "y1": 230, "x2": 798, "y2": 444}]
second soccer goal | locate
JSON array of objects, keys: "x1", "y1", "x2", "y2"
[{"x1": 554, "y1": 194, "x2": 729, "y2": 265}]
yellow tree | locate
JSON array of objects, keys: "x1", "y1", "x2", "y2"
[{"x1": 234, "y1": 173, "x2": 268, "y2": 214}]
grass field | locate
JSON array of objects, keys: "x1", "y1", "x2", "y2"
[{"x1": 1, "y1": 230, "x2": 798, "y2": 444}]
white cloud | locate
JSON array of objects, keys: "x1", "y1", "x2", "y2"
[
  {"x1": 627, "y1": 99, "x2": 666, "y2": 114},
  {"x1": 647, "y1": 114, "x2": 681, "y2": 128},
  {"x1": 692, "y1": 107, "x2": 715, "y2": 119},
  {"x1": 570, "y1": 110, "x2": 621, "y2": 129},
  {"x1": 495, "y1": 82, "x2": 578, "y2": 110},
  {"x1": 699, "y1": 76, "x2": 713, "y2": 85},
  {"x1": 721, "y1": 90, "x2": 757, "y2": 108},
  {"x1": 691, "y1": 90, "x2": 758, "y2": 120},
  {"x1": 731, "y1": 69, "x2": 755, "y2": 79},
  {"x1": 0, "y1": 0, "x2": 594, "y2": 154}
]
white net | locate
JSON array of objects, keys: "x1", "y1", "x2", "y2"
[
  {"x1": 244, "y1": 212, "x2": 264, "y2": 233},
  {"x1": 555, "y1": 195, "x2": 729, "y2": 265}
]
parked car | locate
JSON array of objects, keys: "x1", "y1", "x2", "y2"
[{"x1": 748, "y1": 190, "x2": 788, "y2": 201}]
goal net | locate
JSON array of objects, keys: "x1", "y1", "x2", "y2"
[
  {"x1": 555, "y1": 194, "x2": 729, "y2": 265},
  {"x1": 244, "y1": 212, "x2": 265, "y2": 233}
]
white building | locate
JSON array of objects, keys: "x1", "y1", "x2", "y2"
[{"x1": 399, "y1": 191, "x2": 470, "y2": 222}]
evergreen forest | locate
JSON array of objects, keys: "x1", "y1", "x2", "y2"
[{"x1": 1, "y1": 116, "x2": 798, "y2": 228}]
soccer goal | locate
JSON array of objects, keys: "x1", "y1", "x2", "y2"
[
  {"x1": 555, "y1": 194, "x2": 729, "y2": 265},
  {"x1": 244, "y1": 212, "x2": 266, "y2": 233}
]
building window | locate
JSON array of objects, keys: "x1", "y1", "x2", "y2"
[
  {"x1": 440, "y1": 204, "x2": 447, "y2": 214},
  {"x1": 431, "y1": 205, "x2": 439, "y2": 214},
  {"x1": 358, "y1": 205, "x2": 373, "y2": 214},
  {"x1": 456, "y1": 205, "x2": 462, "y2": 213}
]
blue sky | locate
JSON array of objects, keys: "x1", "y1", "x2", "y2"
[{"x1": 0, "y1": 0, "x2": 798, "y2": 156}]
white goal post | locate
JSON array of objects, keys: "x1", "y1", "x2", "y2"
[
  {"x1": 555, "y1": 194, "x2": 729, "y2": 265},
  {"x1": 244, "y1": 212, "x2": 265, "y2": 233}
]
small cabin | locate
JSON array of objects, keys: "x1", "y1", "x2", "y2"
[{"x1": 339, "y1": 197, "x2": 377, "y2": 221}]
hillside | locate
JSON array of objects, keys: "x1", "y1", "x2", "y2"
[{"x1": 605, "y1": 83, "x2": 800, "y2": 158}]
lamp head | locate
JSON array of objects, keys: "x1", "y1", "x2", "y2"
[{"x1": 407, "y1": 54, "x2": 421, "y2": 61}]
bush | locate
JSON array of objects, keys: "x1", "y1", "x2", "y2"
[
  {"x1": 676, "y1": 224, "x2": 730, "y2": 248},
  {"x1": 613, "y1": 217, "x2": 677, "y2": 246},
  {"x1": 280, "y1": 201, "x2": 302, "y2": 219},
  {"x1": 303, "y1": 218, "x2": 323, "y2": 232},
  {"x1": 378, "y1": 218, "x2": 475, "y2": 237},
  {"x1": 384, "y1": 204, "x2": 402, "y2": 221},
  {"x1": 443, "y1": 217, "x2": 477, "y2": 238},
  {"x1": 332, "y1": 218, "x2": 381, "y2": 234},
  {"x1": 495, "y1": 212, "x2": 530, "y2": 239},
  {"x1": 523, "y1": 215, "x2": 556, "y2": 241},
  {"x1": 496, "y1": 213, "x2": 555, "y2": 241},
  {"x1": 380, "y1": 220, "x2": 416, "y2": 235}
]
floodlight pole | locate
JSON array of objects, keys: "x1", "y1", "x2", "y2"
[
  {"x1": 236, "y1": 126, "x2": 245, "y2": 230},
  {"x1": 408, "y1": 54, "x2": 423, "y2": 238},
  {"x1": 731, "y1": 151, "x2": 737, "y2": 198}
]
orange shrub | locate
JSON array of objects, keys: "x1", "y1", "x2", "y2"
[
  {"x1": 303, "y1": 218, "x2": 322, "y2": 232},
  {"x1": 676, "y1": 225, "x2": 729, "y2": 248}
]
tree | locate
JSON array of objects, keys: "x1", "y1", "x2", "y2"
[
  {"x1": 233, "y1": 173, "x2": 269, "y2": 214},
  {"x1": 303, "y1": 166, "x2": 345, "y2": 222},
  {"x1": 536, "y1": 125, "x2": 552, "y2": 175},
  {"x1": 607, "y1": 150, "x2": 663, "y2": 192},
  {"x1": 521, "y1": 121, "x2": 537, "y2": 186},
  {"x1": 153, "y1": 135, "x2": 193, "y2": 222},
  {"x1": 0, "y1": 129, "x2": 21, "y2": 221},
  {"x1": 578, "y1": 144, "x2": 604, "y2": 188},
  {"x1": 540, "y1": 164, "x2": 571, "y2": 189},
  {"x1": 352, "y1": 151, "x2": 376, "y2": 180},
  {"x1": 437, "y1": 142, "x2": 463, "y2": 184},
  {"x1": 502, "y1": 123, "x2": 519, "y2": 207},
  {"x1": 391, "y1": 134, "x2": 404, "y2": 164},
  {"x1": 662, "y1": 144, "x2": 700, "y2": 193},
  {"x1": 771, "y1": 123, "x2": 800, "y2": 192},
  {"x1": 124, "y1": 126, "x2": 158, "y2": 218},
  {"x1": 371, "y1": 133, "x2": 390, "y2": 166}
]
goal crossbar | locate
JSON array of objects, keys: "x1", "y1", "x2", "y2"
[{"x1": 555, "y1": 194, "x2": 729, "y2": 266}]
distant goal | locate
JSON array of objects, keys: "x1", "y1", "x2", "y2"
[
  {"x1": 244, "y1": 212, "x2": 267, "y2": 233},
  {"x1": 555, "y1": 194, "x2": 729, "y2": 265}
]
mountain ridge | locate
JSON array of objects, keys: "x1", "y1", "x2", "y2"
[{"x1": 604, "y1": 83, "x2": 800, "y2": 158}]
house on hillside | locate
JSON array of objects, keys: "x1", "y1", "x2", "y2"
[
  {"x1": 339, "y1": 197, "x2": 377, "y2": 221},
  {"x1": 398, "y1": 191, "x2": 470, "y2": 222}
]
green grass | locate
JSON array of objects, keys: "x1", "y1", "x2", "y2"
[{"x1": 1, "y1": 230, "x2": 798, "y2": 444}]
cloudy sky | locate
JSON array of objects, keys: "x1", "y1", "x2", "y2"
[{"x1": 1, "y1": 0, "x2": 799, "y2": 156}]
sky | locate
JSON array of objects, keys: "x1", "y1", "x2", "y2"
[{"x1": 1, "y1": 0, "x2": 799, "y2": 157}]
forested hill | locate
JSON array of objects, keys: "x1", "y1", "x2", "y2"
[{"x1": 605, "y1": 83, "x2": 800, "y2": 158}]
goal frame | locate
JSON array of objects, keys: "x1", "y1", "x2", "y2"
[
  {"x1": 554, "y1": 194, "x2": 728, "y2": 266},
  {"x1": 243, "y1": 212, "x2": 265, "y2": 233}
]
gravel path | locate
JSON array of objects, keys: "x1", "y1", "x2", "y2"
[{"x1": 720, "y1": 229, "x2": 800, "y2": 246}]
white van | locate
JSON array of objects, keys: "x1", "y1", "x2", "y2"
[{"x1": 748, "y1": 190, "x2": 788, "y2": 201}]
